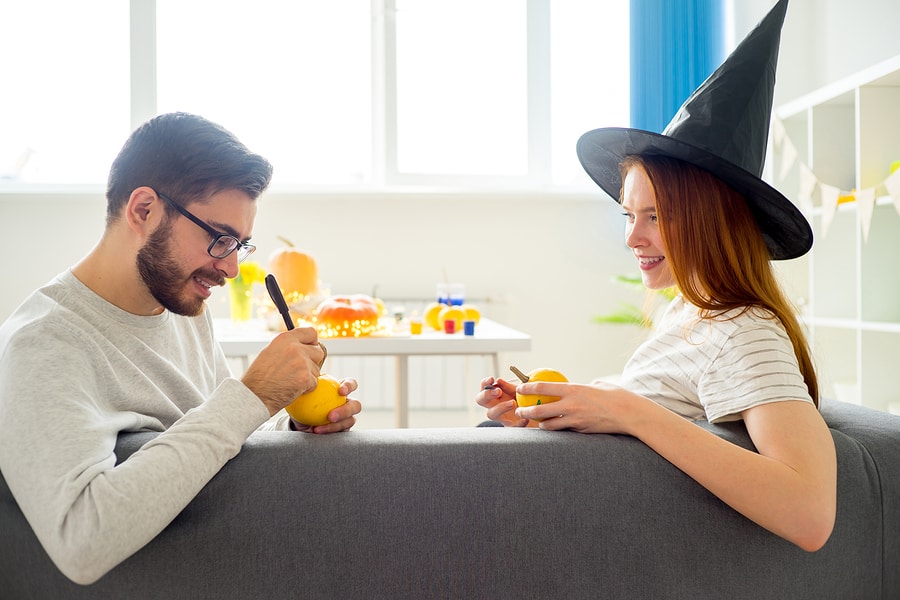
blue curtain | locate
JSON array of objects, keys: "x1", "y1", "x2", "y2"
[{"x1": 630, "y1": 0, "x2": 726, "y2": 132}]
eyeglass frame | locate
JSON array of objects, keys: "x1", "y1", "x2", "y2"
[{"x1": 156, "y1": 192, "x2": 256, "y2": 263}]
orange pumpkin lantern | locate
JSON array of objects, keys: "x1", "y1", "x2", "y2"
[
  {"x1": 268, "y1": 236, "x2": 318, "y2": 301},
  {"x1": 315, "y1": 294, "x2": 381, "y2": 338}
]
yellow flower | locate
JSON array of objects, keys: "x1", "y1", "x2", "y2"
[{"x1": 232, "y1": 261, "x2": 266, "y2": 287}]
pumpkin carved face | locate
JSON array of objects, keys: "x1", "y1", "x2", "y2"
[
  {"x1": 268, "y1": 238, "x2": 318, "y2": 300},
  {"x1": 315, "y1": 294, "x2": 381, "y2": 337}
]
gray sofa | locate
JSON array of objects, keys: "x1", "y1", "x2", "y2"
[{"x1": 2, "y1": 399, "x2": 898, "y2": 599}]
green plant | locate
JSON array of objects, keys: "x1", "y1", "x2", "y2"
[{"x1": 593, "y1": 274, "x2": 676, "y2": 329}]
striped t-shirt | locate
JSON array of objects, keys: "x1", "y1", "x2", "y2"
[{"x1": 619, "y1": 295, "x2": 813, "y2": 423}]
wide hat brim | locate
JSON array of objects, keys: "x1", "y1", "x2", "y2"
[
  {"x1": 576, "y1": 0, "x2": 811, "y2": 261},
  {"x1": 576, "y1": 127, "x2": 812, "y2": 260}
]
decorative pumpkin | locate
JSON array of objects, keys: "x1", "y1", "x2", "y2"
[
  {"x1": 268, "y1": 236, "x2": 318, "y2": 302},
  {"x1": 315, "y1": 294, "x2": 381, "y2": 338},
  {"x1": 285, "y1": 374, "x2": 347, "y2": 426},
  {"x1": 513, "y1": 367, "x2": 568, "y2": 420}
]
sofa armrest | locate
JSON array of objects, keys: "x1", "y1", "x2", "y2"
[{"x1": 819, "y1": 398, "x2": 900, "y2": 596}]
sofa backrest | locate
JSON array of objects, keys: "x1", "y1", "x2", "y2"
[{"x1": 2, "y1": 399, "x2": 898, "y2": 599}]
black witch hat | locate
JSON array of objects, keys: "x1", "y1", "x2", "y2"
[{"x1": 576, "y1": 0, "x2": 811, "y2": 260}]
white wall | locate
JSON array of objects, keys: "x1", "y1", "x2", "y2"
[
  {"x1": 734, "y1": 0, "x2": 900, "y2": 107},
  {"x1": 4, "y1": 0, "x2": 900, "y2": 394},
  {"x1": 0, "y1": 189, "x2": 642, "y2": 387}
]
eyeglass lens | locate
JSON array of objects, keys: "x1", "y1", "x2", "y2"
[{"x1": 208, "y1": 237, "x2": 255, "y2": 262}]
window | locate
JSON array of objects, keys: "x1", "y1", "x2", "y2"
[
  {"x1": 156, "y1": 0, "x2": 372, "y2": 187},
  {"x1": 551, "y1": 0, "x2": 629, "y2": 186},
  {"x1": 0, "y1": 0, "x2": 130, "y2": 184},
  {"x1": 0, "y1": 0, "x2": 629, "y2": 189},
  {"x1": 394, "y1": 0, "x2": 528, "y2": 177}
]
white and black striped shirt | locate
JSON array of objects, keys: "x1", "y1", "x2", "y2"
[{"x1": 619, "y1": 295, "x2": 813, "y2": 423}]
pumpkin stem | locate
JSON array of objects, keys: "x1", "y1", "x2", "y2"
[
  {"x1": 509, "y1": 365, "x2": 530, "y2": 383},
  {"x1": 276, "y1": 235, "x2": 295, "y2": 247}
]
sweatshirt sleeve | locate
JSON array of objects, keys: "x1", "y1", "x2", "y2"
[{"x1": 0, "y1": 318, "x2": 271, "y2": 585}]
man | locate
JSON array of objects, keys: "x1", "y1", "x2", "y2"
[{"x1": 0, "y1": 112, "x2": 362, "y2": 584}]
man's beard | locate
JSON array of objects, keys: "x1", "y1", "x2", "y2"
[{"x1": 136, "y1": 222, "x2": 225, "y2": 317}]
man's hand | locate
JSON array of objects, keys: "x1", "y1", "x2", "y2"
[
  {"x1": 290, "y1": 378, "x2": 362, "y2": 434},
  {"x1": 241, "y1": 327, "x2": 326, "y2": 416}
]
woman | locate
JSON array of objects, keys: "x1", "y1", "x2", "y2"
[
  {"x1": 476, "y1": 0, "x2": 837, "y2": 552},
  {"x1": 477, "y1": 154, "x2": 836, "y2": 551}
]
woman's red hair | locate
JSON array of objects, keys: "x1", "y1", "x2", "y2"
[{"x1": 621, "y1": 155, "x2": 818, "y2": 405}]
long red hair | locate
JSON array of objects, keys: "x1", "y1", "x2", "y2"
[{"x1": 621, "y1": 154, "x2": 818, "y2": 405}]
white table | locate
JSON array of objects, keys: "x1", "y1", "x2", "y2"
[{"x1": 214, "y1": 318, "x2": 531, "y2": 427}]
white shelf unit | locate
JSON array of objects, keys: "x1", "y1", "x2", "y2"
[{"x1": 772, "y1": 55, "x2": 900, "y2": 414}]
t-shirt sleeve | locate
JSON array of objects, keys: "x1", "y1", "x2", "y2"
[{"x1": 698, "y1": 319, "x2": 813, "y2": 423}]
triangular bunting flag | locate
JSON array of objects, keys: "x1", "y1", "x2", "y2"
[
  {"x1": 884, "y1": 169, "x2": 900, "y2": 217},
  {"x1": 857, "y1": 187, "x2": 876, "y2": 242},
  {"x1": 820, "y1": 183, "x2": 841, "y2": 238},
  {"x1": 779, "y1": 137, "x2": 798, "y2": 182},
  {"x1": 798, "y1": 163, "x2": 817, "y2": 212},
  {"x1": 772, "y1": 118, "x2": 786, "y2": 150}
]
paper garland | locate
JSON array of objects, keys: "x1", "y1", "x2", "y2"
[
  {"x1": 884, "y1": 169, "x2": 900, "y2": 213},
  {"x1": 857, "y1": 187, "x2": 876, "y2": 242},
  {"x1": 819, "y1": 183, "x2": 840, "y2": 238},
  {"x1": 771, "y1": 116, "x2": 900, "y2": 242}
]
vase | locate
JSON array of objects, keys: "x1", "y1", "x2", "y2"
[{"x1": 229, "y1": 283, "x2": 253, "y2": 322}]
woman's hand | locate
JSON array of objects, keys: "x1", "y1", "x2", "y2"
[
  {"x1": 513, "y1": 379, "x2": 636, "y2": 434},
  {"x1": 290, "y1": 377, "x2": 362, "y2": 434},
  {"x1": 475, "y1": 376, "x2": 530, "y2": 427}
]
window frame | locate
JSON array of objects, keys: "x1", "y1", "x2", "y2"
[
  {"x1": 127, "y1": 0, "x2": 555, "y2": 191},
  {"x1": 373, "y1": 0, "x2": 552, "y2": 189},
  {"x1": 2, "y1": 0, "x2": 620, "y2": 193}
]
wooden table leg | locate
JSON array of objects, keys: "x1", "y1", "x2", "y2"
[{"x1": 395, "y1": 355, "x2": 409, "y2": 428}]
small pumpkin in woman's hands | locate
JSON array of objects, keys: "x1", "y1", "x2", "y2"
[{"x1": 511, "y1": 366, "x2": 568, "y2": 409}]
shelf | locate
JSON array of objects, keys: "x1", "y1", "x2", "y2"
[
  {"x1": 773, "y1": 54, "x2": 900, "y2": 413},
  {"x1": 808, "y1": 195, "x2": 896, "y2": 217},
  {"x1": 805, "y1": 317, "x2": 859, "y2": 331},
  {"x1": 860, "y1": 321, "x2": 900, "y2": 334},
  {"x1": 806, "y1": 317, "x2": 900, "y2": 334},
  {"x1": 777, "y1": 54, "x2": 900, "y2": 118}
]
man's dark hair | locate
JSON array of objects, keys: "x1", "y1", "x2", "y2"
[{"x1": 105, "y1": 112, "x2": 274, "y2": 224}]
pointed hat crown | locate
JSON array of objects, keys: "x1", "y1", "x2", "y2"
[
  {"x1": 663, "y1": 0, "x2": 786, "y2": 176},
  {"x1": 576, "y1": 0, "x2": 811, "y2": 260}
]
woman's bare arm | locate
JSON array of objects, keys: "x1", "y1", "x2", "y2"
[{"x1": 518, "y1": 383, "x2": 837, "y2": 551}]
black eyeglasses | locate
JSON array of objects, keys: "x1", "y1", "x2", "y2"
[{"x1": 157, "y1": 192, "x2": 256, "y2": 263}]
